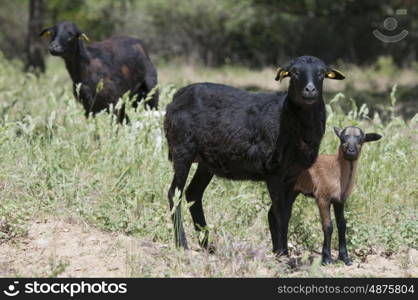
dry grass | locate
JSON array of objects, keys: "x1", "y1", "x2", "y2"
[{"x1": 157, "y1": 59, "x2": 418, "y2": 93}]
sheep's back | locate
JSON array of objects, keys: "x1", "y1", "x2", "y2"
[
  {"x1": 165, "y1": 83, "x2": 287, "y2": 180},
  {"x1": 83, "y1": 36, "x2": 156, "y2": 96}
]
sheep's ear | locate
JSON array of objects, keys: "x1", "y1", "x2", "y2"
[
  {"x1": 365, "y1": 133, "x2": 382, "y2": 143},
  {"x1": 275, "y1": 67, "x2": 290, "y2": 82},
  {"x1": 79, "y1": 33, "x2": 90, "y2": 42},
  {"x1": 333, "y1": 127, "x2": 342, "y2": 137},
  {"x1": 326, "y1": 68, "x2": 345, "y2": 80},
  {"x1": 39, "y1": 28, "x2": 52, "y2": 38}
]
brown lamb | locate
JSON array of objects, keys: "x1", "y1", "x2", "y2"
[{"x1": 294, "y1": 126, "x2": 382, "y2": 265}]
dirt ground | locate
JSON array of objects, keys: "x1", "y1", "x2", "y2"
[{"x1": 0, "y1": 217, "x2": 416, "y2": 277}]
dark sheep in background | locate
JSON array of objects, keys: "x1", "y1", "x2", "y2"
[
  {"x1": 40, "y1": 21, "x2": 158, "y2": 122},
  {"x1": 295, "y1": 126, "x2": 382, "y2": 265},
  {"x1": 164, "y1": 56, "x2": 345, "y2": 254}
]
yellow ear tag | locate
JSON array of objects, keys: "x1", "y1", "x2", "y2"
[
  {"x1": 279, "y1": 71, "x2": 288, "y2": 82},
  {"x1": 327, "y1": 71, "x2": 336, "y2": 79},
  {"x1": 42, "y1": 31, "x2": 51, "y2": 38},
  {"x1": 80, "y1": 33, "x2": 90, "y2": 42}
]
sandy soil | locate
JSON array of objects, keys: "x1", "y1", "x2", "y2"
[
  {"x1": 0, "y1": 217, "x2": 139, "y2": 277},
  {"x1": 283, "y1": 251, "x2": 417, "y2": 278},
  {"x1": 0, "y1": 217, "x2": 416, "y2": 277}
]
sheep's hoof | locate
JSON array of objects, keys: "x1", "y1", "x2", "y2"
[
  {"x1": 274, "y1": 249, "x2": 289, "y2": 257},
  {"x1": 321, "y1": 256, "x2": 333, "y2": 265},
  {"x1": 206, "y1": 244, "x2": 216, "y2": 254},
  {"x1": 339, "y1": 256, "x2": 352, "y2": 266},
  {"x1": 176, "y1": 238, "x2": 189, "y2": 250},
  {"x1": 199, "y1": 239, "x2": 216, "y2": 254}
]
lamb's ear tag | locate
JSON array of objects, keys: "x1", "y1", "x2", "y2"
[{"x1": 80, "y1": 33, "x2": 90, "y2": 42}]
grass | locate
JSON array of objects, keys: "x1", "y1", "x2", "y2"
[{"x1": 0, "y1": 53, "x2": 417, "y2": 277}]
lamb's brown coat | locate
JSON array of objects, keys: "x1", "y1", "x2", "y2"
[
  {"x1": 294, "y1": 148, "x2": 359, "y2": 204},
  {"x1": 293, "y1": 125, "x2": 381, "y2": 265}
]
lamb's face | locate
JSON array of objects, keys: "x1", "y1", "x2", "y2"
[
  {"x1": 39, "y1": 22, "x2": 84, "y2": 57},
  {"x1": 275, "y1": 56, "x2": 345, "y2": 107},
  {"x1": 338, "y1": 126, "x2": 365, "y2": 160},
  {"x1": 334, "y1": 126, "x2": 382, "y2": 161}
]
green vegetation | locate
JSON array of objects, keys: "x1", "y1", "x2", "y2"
[
  {"x1": 0, "y1": 54, "x2": 416, "y2": 276},
  {"x1": 1, "y1": 0, "x2": 418, "y2": 67}
]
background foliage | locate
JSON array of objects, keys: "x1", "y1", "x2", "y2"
[{"x1": 1, "y1": 0, "x2": 417, "y2": 67}]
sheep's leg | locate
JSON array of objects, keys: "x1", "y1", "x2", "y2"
[
  {"x1": 131, "y1": 79, "x2": 158, "y2": 110},
  {"x1": 75, "y1": 85, "x2": 95, "y2": 119},
  {"x1": 185, "y1": 163, "x2": 214, "y2": 251},
  {"x1": 281, "y1": 189, "x2": 297, "y2": 254},
  {"x1": 267, "y1": 205, "x2": 279, "y2": 252},
  {"x1": 317, "y1": 198, "x2": 333, "y2": 264},
  {"x1": 168, "y1": 158, "x2": 193, "y2": 249},
  {"x1": 334, "y1": 202, "x2": 352, "y2": 265},
  {"x1": 115, "y1": 104, "x2": 129, "y2": 124},
  {"x1": 144, "y1": 78, "x2": 159, "y2": 109},
  {"x1": 266, "y1": 178, "x2": 290, "y2": 256}
]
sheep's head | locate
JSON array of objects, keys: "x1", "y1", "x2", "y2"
[
  {"x1": 334, "y1": 126, "x2": 382, "y2": 160},
  {"x1": 275, "y1": 56, "x2": 345, "y2": 106},
  {"x1": 39, "y1": 21, "x2": 90, "y2": 57}
]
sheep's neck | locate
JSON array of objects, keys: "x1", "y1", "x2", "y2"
[
  {"x1": 278, "y1": 97, "x2": 325, "y2": 171},
  {"x1": 63, "y1": 40, "x2": 90, "y2": 84},
  {"x1": 284, "y1": 97, "x2": 326, "y2": 155},
  {"x1": 337, "y1": 147, "x2": 359, "y2": 201},
  {"x1": 285, "y1": 97, "x2": 325, "y2": 133}
]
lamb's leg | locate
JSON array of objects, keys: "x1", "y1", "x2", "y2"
[
  {"x1": 317, "y1": 198, "x2": 333, "y2": 264},
  {"x1": 168, "y1": 157, "x2": 193, "y2": 249},
  {"x1": 334, "y1": 202, "x2": 352, "y2": 265},
  {"x1": 185, "y1": 163, "x2": 214, "y2": 251}
]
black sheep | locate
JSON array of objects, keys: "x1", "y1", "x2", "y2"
[
  {"x1": 164, "y1": 56, "x2": 345, "y2": 255},
  {"x1": 40, "y1": 21, "x2": 158, "y2": 122}
]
